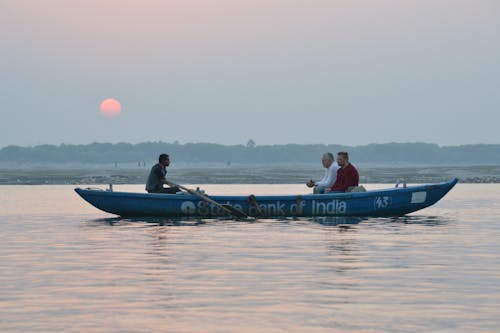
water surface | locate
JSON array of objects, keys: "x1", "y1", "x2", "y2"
[{"x1": 1, "y1": 184, "x2": 499, "y2": 332}]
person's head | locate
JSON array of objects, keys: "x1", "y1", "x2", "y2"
[
  {"x1": 158, "y1": 153, "x2": 170, "y2": 167},
  {"x1": 321, "y1": 152, "x2": 334, "y2": 168},
  {"x1": 336, "y1": 151, "x2": 349, "y2": 167}
]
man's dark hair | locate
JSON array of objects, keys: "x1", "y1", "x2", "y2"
[
  {"x1": 159, "y1": 154, "x2": 170, "y2": 163},
  {"x1": 337, "y1": 151, "x2": 349, "y2": 160}
]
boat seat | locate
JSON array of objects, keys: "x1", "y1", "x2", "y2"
[{"x1": 347, "y1": 185, "x2": 367, "y2": 193}]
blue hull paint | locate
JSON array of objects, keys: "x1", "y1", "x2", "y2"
[{"x1": 74, "y1": 179, "x2": 458, "y2": 218}]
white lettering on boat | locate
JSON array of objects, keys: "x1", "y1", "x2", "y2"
[
  {"x1": 180, "y1": 199, "x2": 348, "y2": 216},
  {"x1": 180, "y1": 201, "x2": 197, "y2": 214},
  {"x1": 311, "y1": 200, "x2": 347, "y2": 215},
  {"x1": 289, "y1": 201, "x2": 307, "y2": 215},
  {"x1": 249, "y1": 201, "x2": 288, "y2": 216},
  {"x1": 374, "y1": 196, "x2": 391, "y2": 209},
  {"x1": 196, "y1": 201, "x2": 244, "y2": 216}
]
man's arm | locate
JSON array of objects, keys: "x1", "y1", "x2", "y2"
[
  {"x1": 331, "y1": 179, "x2": 349, "y2": 192},
  {"x1": 329, "y1": 168, "x2": 346, "y2": 192},
  {"x1": 153, "y1": 165, "x2": 168, "y2": 184},
  {"x1": 351, "y1": 166, "x2": 359, "y2": 187},
  {"x1": 316, "y1": 165, "x2": 338, "y2": 188}
]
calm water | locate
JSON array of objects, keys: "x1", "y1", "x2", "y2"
[{"x1": 1, "y1": 184, "x2": 499, "y2": 332}]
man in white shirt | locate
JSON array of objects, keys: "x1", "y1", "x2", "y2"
[{"x1": 306, "y1": 152, "x2": 339, "y2": 194}]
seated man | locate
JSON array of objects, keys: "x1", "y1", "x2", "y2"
[
  {"x1": 327, "y1": 151, "x2": 359, "y2": 192},
  {"x1": 306, "y1": 152, "x2": 339, "y2": 193},
  {"x1": 145, "y1": 154, "x2": 180, "y2": 194}
]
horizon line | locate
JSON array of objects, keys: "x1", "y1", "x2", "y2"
[{"x1": 2, "y1": 140, "x2": 500, "y2": 150}]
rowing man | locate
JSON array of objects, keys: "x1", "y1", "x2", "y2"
[{"x1": 145, "y1": 154, "x2": 180, "y2": 194}]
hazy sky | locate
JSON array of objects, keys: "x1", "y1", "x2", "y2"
[{"x1": 1, "y1": 0, "x2": 499, "y2": 147}]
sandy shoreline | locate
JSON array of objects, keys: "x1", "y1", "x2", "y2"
[{"x1": 1, "y1": 165, "x2": 498, "y2": 185}]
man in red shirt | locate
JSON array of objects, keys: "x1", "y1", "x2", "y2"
[{"x1": 328, "y1": 151, "x2": 359, "y2": 192}]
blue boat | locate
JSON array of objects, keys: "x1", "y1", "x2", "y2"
[{"x1": 74, "y1": 178, "x2": 458, "y2": 218}]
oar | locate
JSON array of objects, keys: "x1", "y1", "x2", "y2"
[{"x1": 165, "y1": 180, "x2": 248, "y2": 218}]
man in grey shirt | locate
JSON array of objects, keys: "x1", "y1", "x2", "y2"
[{"x1": 146, "y1": 154, "x2": 180, "y2": 194}]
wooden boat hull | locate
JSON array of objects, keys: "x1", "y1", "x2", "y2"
[{"x1": 74, "y1": 179, "x2": 458, "y2": 218}]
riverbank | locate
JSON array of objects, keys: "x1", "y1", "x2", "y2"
[{"x1": 1, "y1": 165, "x2": 498, "y2": 185}]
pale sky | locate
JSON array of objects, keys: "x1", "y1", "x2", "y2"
[{"x1": 1, "y1": 0, "x2": 499, "y2": 147}]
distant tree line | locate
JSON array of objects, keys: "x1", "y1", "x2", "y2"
[{"x1": 0, "y1": 142, "x2": 499, "y2": 165}]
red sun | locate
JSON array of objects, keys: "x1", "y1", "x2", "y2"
[{"x1": 100, "y1": 98, "x2": 122, "y2": 117}]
